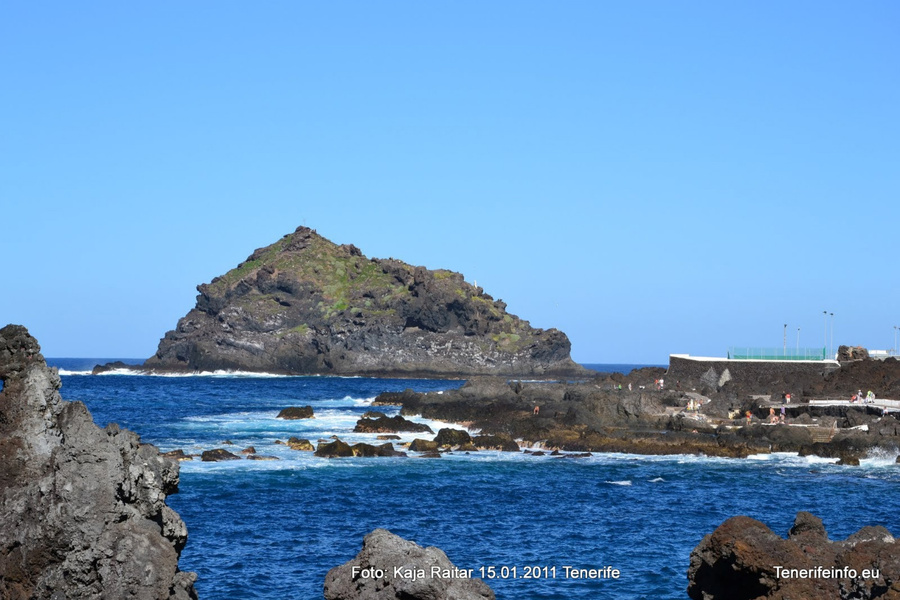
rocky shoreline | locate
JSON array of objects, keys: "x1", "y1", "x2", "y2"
[
  {"x1": 163, "y1": 354, "x2": 900, "y2": 463},
  {"x1": 368, "y1": 355, "x2": 900, "y2": 462}
]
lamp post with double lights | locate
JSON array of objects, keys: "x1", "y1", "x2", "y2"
[{"x1": 830, "y1": 313, "x2": 834, "y2": 360}]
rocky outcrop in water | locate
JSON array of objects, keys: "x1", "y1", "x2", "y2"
[
  {"x1": 324, "y1": 529, "x2": 494, "y2": 600},
  {"x1": 314, "y1": 439, "x2": 406, "y2": 458},
  {"x1": 353, "y1": 415, "x2": 433, "y2": 434},
  {"x1": 0, "y1": 325, "x2": 197, "y2": 599},
  {"x1": 277, "y1": 406, "x2": 315, "y2": 419},
  {"x1": 122, "y1": 226, "x2": 585, "y2": 378},
  {"x1": 688, "y1": 512, "x2": 900, "y2": 600}
]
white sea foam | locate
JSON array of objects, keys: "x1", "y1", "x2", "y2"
[
  {"x1": 861, "y1": 447, "x2": 900, "y2": 467},
  {"x1": 587, "y1": 452, "x2": 724, "y2": 465},
  {"x1": 57, "y1": 369, "x2": 94, "y2": 376},
  {"x1": 96, "y1": 369, "x2": 308, "y2": 378},
  {"x1": 181, "y1": 408, "x2": 362, "y2": 437},
  {"x1": 317, "y1": 395, "x2": 377, "y2": 407},
  {"x1": 649, "y1": 477, "x2": 665, "y2": 482},
  {"x1": 801, "y1": 455, "x2": 841, "y2": 466},
  {"x1": 605, "y1": 480, "x2": 633, "y2": 486},
  {"x1": 746, "y1": 453, "x2": 780, "y2": 461}
]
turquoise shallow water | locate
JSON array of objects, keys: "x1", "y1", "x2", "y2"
[{"x1": 52, "y1": 361, "x2": 900, "y2": 600}]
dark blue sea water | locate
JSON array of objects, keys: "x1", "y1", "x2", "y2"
[{"x1": 50, "y1": 360, "x2": 900, "y2": 600}]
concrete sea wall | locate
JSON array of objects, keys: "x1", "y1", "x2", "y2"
[{"x1": 665, "y1": 354, "x2": 839, "y2": 393}]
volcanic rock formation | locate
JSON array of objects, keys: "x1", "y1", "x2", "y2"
[
  {"x1": 133, "y1": 226, "x2": 584, "y2": 377},
  {"x1": 688, "y1": 512, "x2": 900, "y2": 600},
  {"x1": 0, "y1": 324, "x2": 197, "y2": 599},
  {"x1": 324, "y1": 528, "x2": 494, "y2": 600}
]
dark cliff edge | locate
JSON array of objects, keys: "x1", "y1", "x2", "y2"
[
  {"x1": 0, "y1": 325, "x2": 198, "y2": 600},
  {"x1": 108, "y1": 226, "x2": 586, "y2": 378},
  {"x1": 688, "y1": 512, "x2": 900, "y2": 599}
]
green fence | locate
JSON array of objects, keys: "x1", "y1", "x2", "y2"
[{"x1": 727, "y1": 347, "x2": 827, "y2": 360}]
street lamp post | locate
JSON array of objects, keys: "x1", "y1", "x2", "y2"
[
  {"x1": 830, "y1": 313, "x2": 834, "y2": 359},
  {"x1": 783, "y1": 324, "x2": 787, "y2": 357},
  {"x1": 797, "y1": 327, "x2": 800, "y2": 354},
  {"x1": 823, "y1": 310, "x2": 827, "y2": 359}
]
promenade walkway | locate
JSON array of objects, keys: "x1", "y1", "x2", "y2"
[
  {"x1": 758, "y1": 397, "x2": 900, "y2": 415},
  {"x1": 806, "y1": 398, "x2": 900, "y2": 413}
]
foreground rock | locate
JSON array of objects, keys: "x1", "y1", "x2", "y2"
[
  {"x1": 324, "y1": 529, "x2": 494, "y2": 600},
  {"x1": 688, "y1": 511, "x2": 900, "y2": 599},
  {"x1": 0, "y1": 324, "x2": 197, "y2": 600},
  {"x1": 125, "y1": 226, "x2": 586, "y2": 378}
]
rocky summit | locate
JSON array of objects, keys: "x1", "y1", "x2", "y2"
[
  {"x1": 136, "y1": 227, "x2": 584, "y2": 377},
  {"x1": 0, "y1": 325, "x2": 197, "y2": 599}
]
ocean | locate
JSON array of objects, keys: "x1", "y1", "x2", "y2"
[{"x1": 50, "y1": 359, "x2": 900, "y2": 600}]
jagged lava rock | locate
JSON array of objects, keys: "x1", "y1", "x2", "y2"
[
  {"x1": 0, "y1": 324, "x2": 197, "y2": 600},
  {"x1": 277, "y1": 405, "x2": 315, "y2": 419},
  {"x1": 353, "y1": 415, "x2": 433, "y2": 434},
  {"x1": 324, "y1": 528, "x2": 494, "y2": 600},
  {"x1": 315, "y1": 439, "x2": 355, "y2": 458},
  {"x1": 287, "y1": 436, "x2": 315, "y2": 451},
  {"x1": 688, "y1": 511, "x2": 900, "y2": 600},
  {"x1": 408, "y1": 439, "x2": 440, "y2": 452},
  {"x1": 139, "y1": 226, "x2": 586, "y2": 377},
  {"x1": 433, "y1": 428, "x2": 472, "y2": 447},
  {"x1": 201, "y1": 448, "x2": 241, "y2": 461}
]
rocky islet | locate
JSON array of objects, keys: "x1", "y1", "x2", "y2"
[{"x1": 103, "y1": 226, "x2": 586, "y2": 378}]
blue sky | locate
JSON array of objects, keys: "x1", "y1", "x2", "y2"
[{"x1": 2, "y1": 2, "x2": 898, "y2": 364}]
